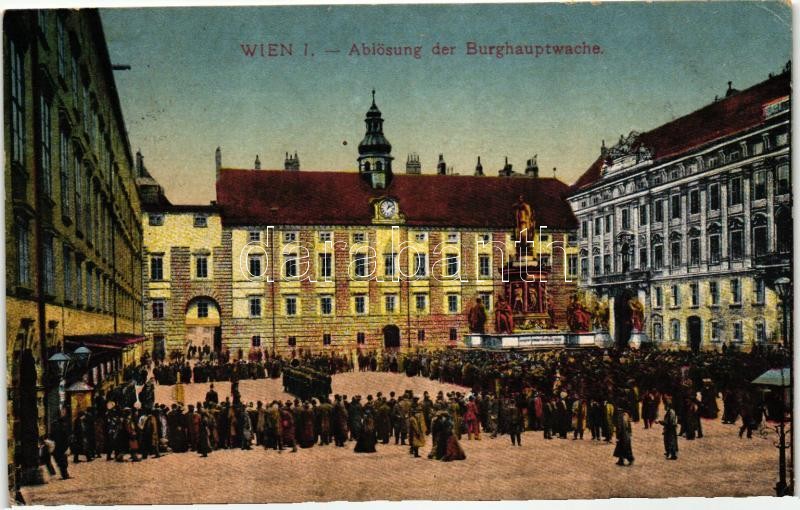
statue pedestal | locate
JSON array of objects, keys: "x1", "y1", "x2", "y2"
[
  {"x1": 567, "y1": 333, "x2": 596, "y2": 346},
  {"x1": 628, "y1": 332, "x2": 648, "y2": 349},
  {"x1": 594, "y1": 330, "x2": 613, "y2": 348}
]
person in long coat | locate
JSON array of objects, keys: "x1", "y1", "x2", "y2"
[
  {"x1": 659, "y1": 399, "x2": 679, "y2": 460},
  {"x1": 198, "y1": 410, "x2": 213, "y2": 457},
  {"x1": 408, "y1": 404, "x2": 426, "y2": 458},
  {"x1": 572, "y1": 398, "x2": 587, "y2": 440},
  {"x1": 141, "y1": 409, "x2": 161, "y2": 459},
  {"x1": 299, "y1": 403, "x2": 316, "y2": 448},
  {"x1": 281, "y1": 402, "x2": 298, "y2": 452},
  {"x1": 354, "y1": 408, "x2": 377, "y2": 453},
  {"x1": 332, "y1": 396, "x2": 349, "y2": 447},
  {"x1": 613, "y1": 407, "x2": 634, "y2": 466}
]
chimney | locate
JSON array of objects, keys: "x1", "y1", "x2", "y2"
[
  {"x1": 436, "y1": 154, "x2": 446, "y2": 175},
  {"x1": 474, "y1": 156, "x2": 483, "y2": 176},
  {"x1": 525, "y1": 154, "x2": 538, "y2": 178},
  {"x1": 135, "y1": 150, "x2": 144, "y2": 177},
  {"x1": 406, "y1": 153, "x2": 421, "y2": 174},
  {"x1": 215, "y1": 146, "x2": 221, "y2": 180},
  {"x1": 284, "y1": 152, "x2": 300, "y2": 171},
  {"x1": 254, "y1": 155, "x2": 261, "y2": 170}
]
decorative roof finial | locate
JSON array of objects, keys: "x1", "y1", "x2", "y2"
[{"x1": 371, "y1": 89, "x2": 376, "y2": 106}]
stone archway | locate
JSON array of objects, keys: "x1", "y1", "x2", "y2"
[
  {"x1": 185, "y1": 296, "x2": 221, "y2": 351},
  {"x1": 383, "y1": 324, "x2": 401, "y2": 349}
]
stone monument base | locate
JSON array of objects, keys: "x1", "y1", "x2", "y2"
[
  {"x1": 628, "y1": 332, "x2": 648, "y2": 349},
  {"x1": 594, "y1": 331, "x2": 613, "y2": 348},
  {"x1": 464, "y1": 332, "x2": 599, "y2": 349}
]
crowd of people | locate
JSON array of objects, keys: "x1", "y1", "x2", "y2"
[{"x1": 39, "y1": 343, "x2": 788, "y2": 480}]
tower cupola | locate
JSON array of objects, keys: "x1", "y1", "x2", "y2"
[{"x1": 358, "y1": 90, "x2": 393, "y2": 189}]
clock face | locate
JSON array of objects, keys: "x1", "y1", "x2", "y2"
[{"x1": 380, "y1": 199, "x2": 396, "y2": 218}]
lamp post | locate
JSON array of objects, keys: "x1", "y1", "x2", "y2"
[
  {"x1": 772, "y1": 276, "x2": 792, "y2": 496},
  {"x1": 48, "y1": 344, "x2": 92, "y2": 417}
]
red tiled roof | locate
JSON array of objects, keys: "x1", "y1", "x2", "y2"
[
  {"x1": 216, "y1": 170, "x2": 577, "y2": 230},
  {"x1": 571, "y1": 72, "x2": 790, "y2": 192}
]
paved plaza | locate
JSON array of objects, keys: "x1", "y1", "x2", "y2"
[{"x1": 22, "y1": 373, "x2": 779, "y2": 504}]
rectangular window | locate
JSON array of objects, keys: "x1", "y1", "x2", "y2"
[
  {"x1": 753, "y1": 171, "x2": 767, "y2": 200},
  {"x1": 417, "y1": 330, "x2": 425, "y2": 342},
  {"x1": 567, "y1": 254, "x2": 578, "y2": 276},
  {"x1": 671, "y1": 320, "x2": 681, "y2": 342},
  {"x1": 385, "y1": 294, "x2": 396, "y2": 313},
  {"x1": 593, "y1": 255, "x2": 601, "y2": 275},
  {"x1": 248, "y1": 254, "x2": 262, "y2": 277},
  {"x1": 322, "y1": 333, "x2": 332, "y2": 346},
  {"x1": 654, "y1": 287, "x2": 663, "y2": 308},
  {"x1": 73, "y1": 151, "x2": 83, "y2": 231},
  {"x1": 754, "y1": 279, "x2": 765, "y2": 305},
  {"x1": 288, "y1": 336, "x2": 297, "y2": 347},
  {"x1": 40, "y1": 233, "x2": 54, "y2": 295},
  {"x1": 15, "y1": 220, "x2": 30, "y2": 287},
  {"x1": 285, "y1": 296, "x2": 297, "y2": 316},
  {"x1": 709, "y1": 281, "x2": 719, "y2": 305},
  {"x1": 197, "y1": 300, "x2": 209, "y2": 318},
  {"x1": 753, "y1": 225, "x2": 768, "y2": 257},
  {"x1": 75, "y1": 259, "x2": 83, "y2": 306},
  {"x1": 689, "y1": 189, "x2": 700, "y2": 214},
  {"x1": 690, "y1": 283, "x2": 699, "y2": 307},
  {"x1": 352, "y1": 232, "x2": 365, "y2": 243},
  {"x1": 670, "y1": 195, "x2": 681, "y2": 220},
  {"x1": 384, "y1": 253, "x2": 396, "y2": 277},
  {"x1": 479, "y1": 254, "x2": 491, "y2": 278},
  {"x1": 730, "y1": 279, "x2": 741, "y2": 304},
  {"x1": 595, "y1": 217, "x2": 602, "y2": 235},
  {"x1": 10, "y1": 39, "x2": 25, "y2": 165},
  {"x1": 445, "y1": 253, "x2": 459, "y2": 277},
  {"x1": 755, "y1": 322, "x2": 766, "y2": 343},
  {"x1": 639, "y1": 248, "x2": 647, "y2": 269},
  {"x1": 150, "y1": 255, "x2": 164, "y2": 280},
  {"x1": 730, "y1": 229, "x2": 744, "y2": 260},
  {"x1": 354, "y1": 253, "x2": 368, "y2": 278},
  {"x1": 580, "y1": 257, "x2": 588, "y2": 276},
  {"x1": 152, "y1": 299, "x2": 165, "y2": 319},
  {"x1": 318, "y1": 231, "x2": 332, "y2": 242},
  {"x1": 320, "y1": 295, "x2": 333, "y2": 315},
  {"x1": 283, "y1": 231, "x2": 297, "y2": 243},
  {"x1": 59, "y1": 128, "x2": 71, "y2": 217},
  {"x1": 732, "y1": 322, "x2": 743, "y2": 343},
  {"x1": 603, "y1": 254, "x2": 611, "y2": 273},
  {"x1": 85, "y1": 266, "x2": 93, "y2": 308},
  {"x1": 478, "y1": 292, "x2": 492, "y2": 312},
  {"x1": 711, "y1": 321, "x2": 721, "y2": 343},
  {"x1": 193, "y1": 215, "x2": 207, "y2": 228},
  {"x1": 709, "y1": 184, "x2": 720, "y2": 211},
  {"x1": 654, "y1": 200, "x2": 664, "y2": 223},
  {"x1": 639, "y1": 206, "x2": 647, "y2": 226},
  {"x1": 148, "y1": 213, "x2": 164, "y2": 226},
  {"x1": 249, "y1": 296, "x2": 262, "y2": 317},
  {"x1": 671, "y1": 285, "x2": 680, "y2": 307},
  {"x1": 71, "y1": 54, "x2": 79, "y2": 107},
  {"x1": 671, "y1": 241, "x2": 681, "y2": 267},
  {"x1": 57, "y1": 15, "x2": 66, "y2": 77},
  {"x1": 415, "y1": 293, "x2": 427, "y2": 312},
  {"x1": 251, "y1": 335, "x2": 261, "y2": 348},
  {"x1": 777, "y1": 165, "x2": 791, "y2": 195},
  {"x1": 414, "y1": 232, "x2": 427, "y2": 242},
  {"x1": 196, "y1": 256, "x2": 208, "y2": 278},
  {"x1": 605, "y1": 215, "x2": 612, "y2": 233},
  {"x1": 449, "y1": 328, "x2": 458, "y2": 342},
  {"x1": 39, "y1": 94, "x2": 53, "y2": 197},
  {"x1": 319, "y1": 253, "x2": 332, "y2": 279},
  {"x1": 413, "y1": 253, "x2": 427, "y2": 277},
  {"x1": 581, "y1": 221, "x2": 588, "y2": 238},
  {"x1": 356, "y1": 332, "x2": 365, "y2": 345},
  {"x1": 248, "y1": 231, "x2": 261, "y2": 242},
  {"x1": 729, "y1": 177, "x2": 742, "y2": 206},
  {"x1": 621, "y1": 208, "x2": 629, "y2": 230},
  {"x1": 709, "y1": 234, "x2": 721, "y2": 264},
  {"x1": 689, "y1": 238, "x2": 700, "y2": 266},
  {"x1": 354, "y1": 295, "x2": 366, "y2": 314},
  {"x1": 284, "y1": 254, "x2": 298, "y2": 278},
  {"x1": 63, "y1": 245, "x2": 72, "y2": 302},
  {"x1": 447, "y1": 232, "x2": 459, "y2": 243},
  {"x1": 447, "y1": 294, "x2": 459, "y2": 313}
]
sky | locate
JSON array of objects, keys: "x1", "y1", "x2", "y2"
[{"x1": 99, "y1": 2, "x2": 792, "y2": 205}]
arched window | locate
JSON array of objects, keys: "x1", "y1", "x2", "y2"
[
  {"x1": 376, "y1": 160, "x2": 383, "y2": 172},
  {"x1": 363, "y1": 161, "x2": 371, "y2": 172}
]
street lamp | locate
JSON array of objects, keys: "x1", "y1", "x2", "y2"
[
  {"x1": 774, "y1": 277, "x2": 791, "y2": 350},
  {"x1": 48, "y1": 344, "x2": 92, "y2": 416}
]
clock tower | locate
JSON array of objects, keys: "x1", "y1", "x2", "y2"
[{"x1": 358, "y1": 90, "x2": 394, "y2": 189}]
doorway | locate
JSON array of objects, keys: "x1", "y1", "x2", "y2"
[
  {"x1": 688, "y1": 316, "x2": 702, "y2": 353},
  {"x1": 383, "y1": 324, "x2": 401, "y2": 349},
  {"x1": 213, "y1": 327, "x2": 222, "y2": 352}
]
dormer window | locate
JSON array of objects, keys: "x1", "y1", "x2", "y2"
[
  {"x1": 283, "y1": 231, "x2": 297, "y2": 243},
  {"x1": 352, "y1": 232, "x2": 366, "y2": 244},
  {"x1": 193, "y1": 214, "x2": 207, "y2": 228},
  {"x1": 447, "y1": 232, "x2": 459, "y2": 243},
  {"x1": 414, "y1": 232, "x2": 427, "y2": 242},
  {"x1": 148, "y1": 213, "x2": 164, "y2": 226}
]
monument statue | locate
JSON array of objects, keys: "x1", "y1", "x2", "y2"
[
  {"x1": 566, "y1": 294, "x2": 592, "y2": 332},
  {"x1": 513, "y1": 195, "x2": 535, "y2": 255},
  {"x1": 467, "y1": 297, "x2": 487, "y2": 334},
  {"x1": 494, "y1": 293, "x2": 514, "y2": 334},
  {"x1": 629, "y1": 297, "x2": 645, "y2": 332}
]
